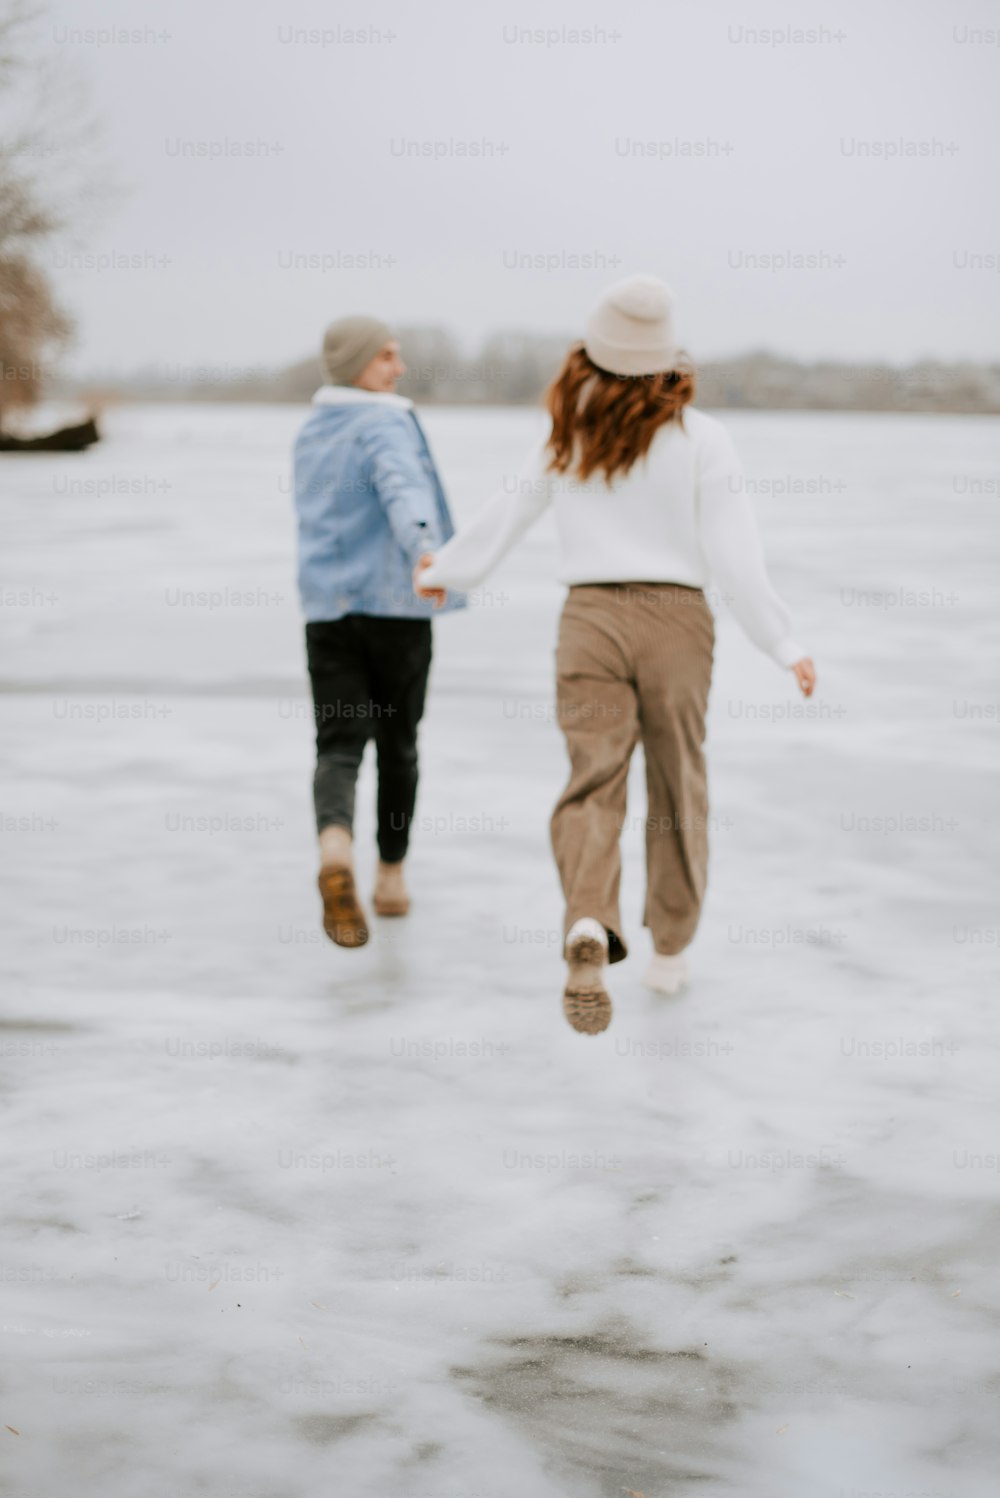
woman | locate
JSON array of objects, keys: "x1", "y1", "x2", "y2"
[{"x1": 415, "y1": 275, "x2": 815, "y2": 1035}]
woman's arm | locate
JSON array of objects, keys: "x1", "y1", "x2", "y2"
[
  {"x1": 695, "y1": 420, "x2": 813, "y2": 684},
  {"x1": 415, "y1": 438, "x2": 553, "y2": 594}
]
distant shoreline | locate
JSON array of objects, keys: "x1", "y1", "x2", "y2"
[{"x1": 57, "y1": 343, "x2": 1000, "y2": 416}]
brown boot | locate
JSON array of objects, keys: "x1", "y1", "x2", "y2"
[
  {"x1": 562, "y1": 918, "x2": 611, "y2": 1035},
  {"x1": 317, "y1": 827, "x2": 368, "y2": 948},
  {"x1": 372, "y1": 860, "x2": 410, "y2": 917}
]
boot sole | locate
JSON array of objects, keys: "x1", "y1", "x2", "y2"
[
  {"x1": 562, "y1": 987, "x2": 612, "y2": 1036},
  {"x1": 565, "y1": 934, "x2": 607, "y2": 966},
  {"x1": 563, "y1": 930, "x2": 611, "y2": 1033},
  {"x1": 318, "y1": 867, "x2": 369, "y2": 948}
]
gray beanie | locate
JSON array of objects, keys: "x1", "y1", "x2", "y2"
[
  {"x1": 584, "y1": 274, "x2": 678, "y2": 377},
  {"x1": 322, "y1": 314, "x2": 395, "y2": 386}
]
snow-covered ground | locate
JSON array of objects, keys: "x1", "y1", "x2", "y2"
[{"x1": 1, "y1": 402, "x2": 998, "y2": 1497}]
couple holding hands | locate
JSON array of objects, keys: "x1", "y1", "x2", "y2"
[{"x1": 292, "y1": 275, "x2": 815, "y2": 1034}]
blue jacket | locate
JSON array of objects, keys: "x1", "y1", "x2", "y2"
[{"x1": 293, "y1": 387, "x2": 465, "y2": 621}]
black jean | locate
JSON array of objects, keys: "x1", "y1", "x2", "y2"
[{"x1": 305, "y1": 615, "x2": 432, "y2": 862}]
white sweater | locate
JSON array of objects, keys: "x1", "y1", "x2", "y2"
[{"x1": 420, "y1": 407, "x2": 805, "y2": 668}]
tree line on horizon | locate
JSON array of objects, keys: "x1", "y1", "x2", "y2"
[{"x1": 73, "y1": 327, "x2": 1000, "y2": 414}]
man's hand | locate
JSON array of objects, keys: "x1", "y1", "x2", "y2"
[
  {"x1": 413, "y1": 553, "x2": 446, "y2": 608},
  {"x1": 790, "y1": 657, "x2": 817, "y2": 697}
]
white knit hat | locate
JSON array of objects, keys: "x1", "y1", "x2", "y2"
[{"x1": 584, "y1": 274, "x2": 678, "y2": 376}]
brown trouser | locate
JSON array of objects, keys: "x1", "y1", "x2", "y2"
[{"x1": 550, "y1": 584, "x2": 715, "y2": 962}]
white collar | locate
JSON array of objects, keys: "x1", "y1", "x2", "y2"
[{"x1": 312, "y1": 385, "x2": 414, "y2": 411}]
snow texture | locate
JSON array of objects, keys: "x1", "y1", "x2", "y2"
[{"x1": 1, "y1": 403, "x2": 998, "y2": 1497}]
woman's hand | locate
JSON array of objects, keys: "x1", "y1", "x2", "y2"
[
  {"x1": 790, "y1": 657, "x2": 816, "y2": 697},
  {"x1": 413, "y1": 553, "x2": 446, "y2": 608}
]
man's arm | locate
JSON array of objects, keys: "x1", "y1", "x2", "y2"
[{"x1": 358, "y1": 413, "x2": 444, "y2": 566}]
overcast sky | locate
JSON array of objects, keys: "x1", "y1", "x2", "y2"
[{"x1": 39, "y1": 0, "x2": 1000, "y2": 374}]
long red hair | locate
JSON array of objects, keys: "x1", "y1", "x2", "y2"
[{"x1": 544, "y1": 343, "x2": 695, "y2": 484}]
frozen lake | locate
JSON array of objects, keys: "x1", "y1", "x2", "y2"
[{"x1": 2, "y1": 402, "x2": 998, "y2": 1496}]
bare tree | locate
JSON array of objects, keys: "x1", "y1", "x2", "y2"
[
  {"x1": 0, "y1": 2, "x2": 103, "y2": 427},
  {"x1": 0, "y1": 177, "x2": 72, "y2": 420}
]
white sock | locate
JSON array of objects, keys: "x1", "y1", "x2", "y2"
[{"x1": 643, "y1": 952, "x2": 689, "y2": 995}]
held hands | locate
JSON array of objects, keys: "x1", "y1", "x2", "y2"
[
  {"x1": 413, "y1": 553, "x2": 446, "y2": 608},
  {"x1": 790, "y1": 657, "x2": 817, "y2": 697}
]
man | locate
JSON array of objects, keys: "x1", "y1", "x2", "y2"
[{"x1": 293, "y1": 315, "x2": 463, "y2": 947}]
